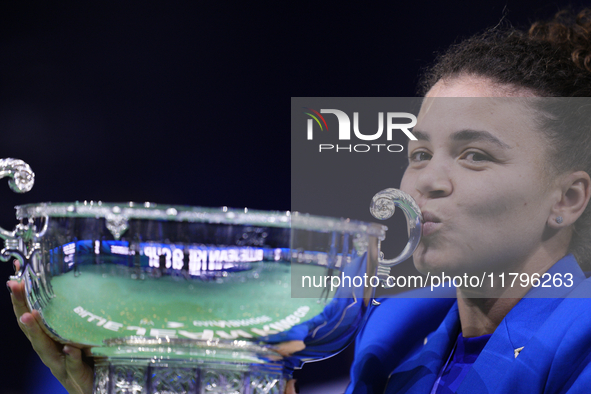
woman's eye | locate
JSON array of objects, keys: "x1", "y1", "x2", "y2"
[
  {"x1": 409, "y1": 151, "x2": 432, "y2": 162},
  {"x1": 463, "y1": 151, "x2": 491, "y2": 162}
]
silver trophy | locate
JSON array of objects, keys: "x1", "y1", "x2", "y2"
[{"x1": 4, "y1": 158, "x2": 422, "y2": 394}]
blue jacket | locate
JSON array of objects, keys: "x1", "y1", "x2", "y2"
[{"x1": 347, "y1": 255, "x2": 591, "y2": 394}]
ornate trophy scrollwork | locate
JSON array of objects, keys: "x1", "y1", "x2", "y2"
[
  {"x1": 370, "y1": 188, "x2": 422, "y2": 280},
  {"x1": 0, "y1": 158, "x2": 39, "y2": 265},
  {"x1": 0, "y1": 158, "x2": 34, "y2": 194}
]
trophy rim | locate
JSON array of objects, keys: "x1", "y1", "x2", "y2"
[
  {"x1": 14, "y1": 201, "x2": 387, "y2": 237},
  {"x1": 100, "y1": 336, "x2": 281, "y2": 358}
]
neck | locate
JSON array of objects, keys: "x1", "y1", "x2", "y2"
[
  {"x1": 456, "y1": 296, "x2": 519, "y2": 337},
  {"x1": 456, "y1": 242, "x2": 568, "y2": 337}
]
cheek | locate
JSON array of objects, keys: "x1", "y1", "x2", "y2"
[
  {"x1": 455, "y1": 175, "x2": 548, "y2": 232},
  {"x1": 457, "y1": 185, "x2": 510, "y2": 219},
  {"x1": 399, "y1": 170, "x2": 414, "y2": 195}
]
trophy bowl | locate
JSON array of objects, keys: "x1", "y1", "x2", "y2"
[{"x1": 3, "y1": 159, "x2": 422, "y2": 394}]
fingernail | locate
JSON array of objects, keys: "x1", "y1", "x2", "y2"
[
  {"x1": 19, "y1": 315, "x2": 28, "y2": 327},
  {"x1": 63, "y1": 345, "x2": 72, "y2": 356},
  {"x1": 6, "y1": 281, "x2": 12, "y2": 295}
]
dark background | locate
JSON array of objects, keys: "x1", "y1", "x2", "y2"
[{"x1": 0, "y1": 1, "x2": 586, "y2": 392}]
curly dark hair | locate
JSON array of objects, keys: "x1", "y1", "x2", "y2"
[
  {"x1": 420, "y1": 9, "x2": 591, "y2": 96},
  {"x1": 420, "y1": 9, "x2": 591, "y2": 268}
]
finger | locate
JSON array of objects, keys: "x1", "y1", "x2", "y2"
[
  {"x1": 9, "y1": 263, "x2": 93, "y2": 394},
  {"x1": 8, "y1": 280, "x2": 31, "y2": 337},
  {"x1": 63, "y1": 345, "x2": 95, "y2": 394},
  {"x1": 285, "y1": 379, "x2": 298, "y2": 394},
  {"x1": 273, "y1": 340, "x2": 306, "y2": 357},
  {"x1": 20, "y1": 309, "x2": 68, "y2": 378},
  {"x1": 8, "y1": 279, "x2": 28, "y2": 312}
]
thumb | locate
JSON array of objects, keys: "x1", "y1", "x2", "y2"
[{"x1": 285, "y1": 379, "x2": 299, "y2": 394}]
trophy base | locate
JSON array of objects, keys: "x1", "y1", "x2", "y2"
[
  {"x1": 91, "y1": 337, "x2": 287, "y2": 394},
  {"x1": 94, "y1": 359, "x2": 286, "y2": 394}
]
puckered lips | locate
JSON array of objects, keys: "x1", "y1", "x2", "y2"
[{"x1": 421, "y1": 211, "x2": 442, "y2": 237}]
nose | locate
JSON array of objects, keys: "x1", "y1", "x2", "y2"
[{"x1": 413, "y1": 159, "x2": 453, "y2": 200}]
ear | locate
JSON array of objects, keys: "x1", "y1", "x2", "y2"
[{"x1": 548, "y1": 171, "x2": 591, "y2": 229}]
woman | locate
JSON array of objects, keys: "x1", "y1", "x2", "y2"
[
  {"x1": 9, "y1": 9, "x2": 591, "y2": 394},
  {"x1": 345, "y1": 9, "x2": 591, "y2": 394}
]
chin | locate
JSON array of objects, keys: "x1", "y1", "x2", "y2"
[
  {"x1": 412, "y1": 250, "x2": 465, "y2": 276},
  {"x1": 413, "y1": 260, "x2": 443, "y2": 276},
  {"x1": 412, "y1": 253, "x2": 441, "y2": 275}
]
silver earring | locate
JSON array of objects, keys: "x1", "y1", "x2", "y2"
[{"x1": 555, "y1": 216, "x2": 564, "y2": 224}]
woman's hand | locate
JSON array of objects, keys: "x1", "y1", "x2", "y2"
[
  {"x1": 285, "y1": 379, "x2": 298, "y2": 393},
  {"x1": 269, "y1": 341, "x2": 303, "y2": 393},
  {"x1": 8, "y1": 273, "x2": 94, "y2": 394}
]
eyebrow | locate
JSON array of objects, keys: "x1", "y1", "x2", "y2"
[
  {"x1": 412, "y1": 131, "x2": 430, "y2": 141},
  {"x1": 412, "y1": 129, "x2": 511, "y2": 149}
]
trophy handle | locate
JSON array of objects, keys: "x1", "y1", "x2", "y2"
[
  {"x1": 0, "y1": 158, "x2": 35, "y2": 264},
  {"x1": 370, "y1": 188, "x2": 422, "y2": 274}
]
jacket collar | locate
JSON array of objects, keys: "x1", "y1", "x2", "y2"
[
  {"x1": 459, "y1": 254, "x2": 586, "y2": 393},
  {"x1": 384, "y1": 302, "x2": 460, "y2": 393},
  {"x1": 384, "y1": 254, "x2": 586, "y2": 394}
]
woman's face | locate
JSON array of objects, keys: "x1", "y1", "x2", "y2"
[{"x1": 400, "y1": 76, "x2": 559, "y2": 276}]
